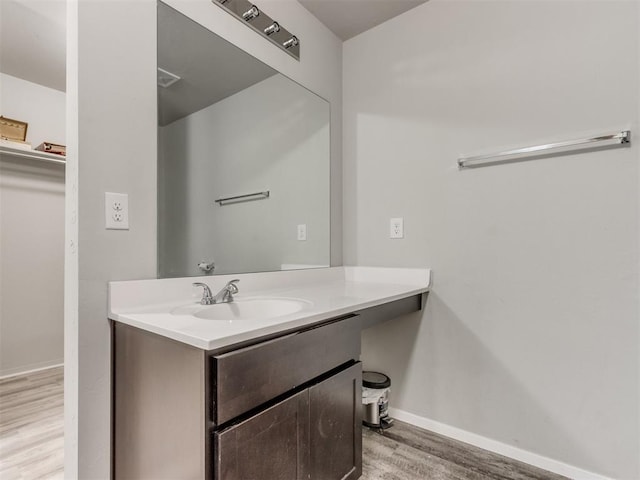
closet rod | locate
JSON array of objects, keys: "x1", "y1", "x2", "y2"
[{"x1": 0, "y1": 145, "x2": 66, "y2": 165}]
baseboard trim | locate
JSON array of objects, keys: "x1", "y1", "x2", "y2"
[
  {"x1": 0, "y1": 361, "x2": 64, "y2": 380},
  {"x1": 389, "y1": 408, "x2": 611, "y2": 480}
]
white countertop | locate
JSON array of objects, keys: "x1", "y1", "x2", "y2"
[{"x1": 108, "y1": 266, "x2": 431, "y2": 350}]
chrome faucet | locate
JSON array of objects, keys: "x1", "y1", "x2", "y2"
[{"x1": 193, "y1": 280, "x2": 240, "y2": 305}]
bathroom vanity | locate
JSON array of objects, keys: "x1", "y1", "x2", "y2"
[{"x1": 109, "y1": 267, "x2": 430, "y2": 479}]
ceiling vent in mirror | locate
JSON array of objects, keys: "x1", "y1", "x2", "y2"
[
  {"x1": 212, "y1": 0, "x2": 300, "y2": 61},
  {"x1": 157, "y1": 67, "x2": 181, "y2": 88}
]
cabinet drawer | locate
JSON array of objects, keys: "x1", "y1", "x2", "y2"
[{"x1": 212, "y1": 315, "x2": 361, "y2": 425}]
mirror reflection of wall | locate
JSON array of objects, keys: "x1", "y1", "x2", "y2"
[{"x1": 157, "y1": 2, "x2": 330, "y2": 278}]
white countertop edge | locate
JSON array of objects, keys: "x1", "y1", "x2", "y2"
[
  {"x1": 111, "y1": 285, "x2": 429, "y2": 350},
  {"x1": 109, "y1": 266, "x2": 431, "y2": 316},
  {"x1": 109, "y1": 266, "x2": 431, "y2": 350}
]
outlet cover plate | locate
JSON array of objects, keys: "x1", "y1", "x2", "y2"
[
  {"x1": 297, "y1": 224, "x2": 307, "y2": 241},
  {"x1": 390, "y1": 217, "x2": 404, "y2": 239},
  {"x1": 105, "y1": 192, "x2": 129, "y2": 230}
]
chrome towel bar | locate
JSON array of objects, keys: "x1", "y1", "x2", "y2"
[
  {"x1": 215, "y1": 191, "x2": 270, "y2": 206},
  {"x1": 458, "y1": 130, "x2": 631, "y2": 169}
]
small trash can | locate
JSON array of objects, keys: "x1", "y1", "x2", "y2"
[{"x1": 362, "y1": 371, "x2": 393, "y2": 429}]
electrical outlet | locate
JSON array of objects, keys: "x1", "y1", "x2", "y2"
[
  {"x1": 297, "y1": 224, "x2": 307, "y2": 241},
  {"x1": 390, "y1": 217, "x2": 404, "y2": 239},
  {"x1": 105, "y1": 192, "x2": 129, "y2": 230}
]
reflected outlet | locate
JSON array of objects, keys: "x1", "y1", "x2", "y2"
[{"x1": 297, "y1": 224, "x2": 307, "y2": 241}]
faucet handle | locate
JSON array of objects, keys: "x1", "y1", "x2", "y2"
[
  {"x1": 193, "y1": 282, "x2": 214, "y2": 304},
  {"x1": 226, "y1": 279, "x2": 240, "y2": 294},
  {"x1": 193, "y1": 281, "x2": 211, "y2": 291}
]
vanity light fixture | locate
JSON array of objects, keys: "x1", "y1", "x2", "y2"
[
  {"x1": 264, "y1": 21, "x2": 280, "y2": 36},
  {"x1": 283, "y1": 36, "x2": 298, "y2": 49},
  {"x1": 211, "y1": 0, "x2": 300, "y2": 60},
  {"x1": 242, "y1": 5, "x2": 259, "y2": 21}
]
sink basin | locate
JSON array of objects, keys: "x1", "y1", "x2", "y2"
[{"x1": 173, "y1": 297, "x2": 312, "y2": 321}]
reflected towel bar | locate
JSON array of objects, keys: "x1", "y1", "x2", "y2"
[
  {"x1": 458, "y1": 130, "x2": 631, "y2": 169},
  {"x1": 215, "y1": 191, "x2": 270, "y2": 205}
]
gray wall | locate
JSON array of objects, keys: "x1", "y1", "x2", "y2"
[
  {"x1": 66, "y1": 1, "x2": 158, "y2": 477},
  {"x1": 66, "y1": 0, "x2": 342, "y2": 477},
  {"x1": 344, "y1": 1, "x2": 639, "y2": 478},
  {"x1": 159, "y1": 74, "x2": 330, "y2": 277},
  {"x1": 0, "y1": 74, "x2": 65, "y2": 377}
]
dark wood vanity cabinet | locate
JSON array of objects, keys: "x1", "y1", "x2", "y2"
[
  {"x1": 215, "y1": 363, "x2": 362, "y2": 480},
  {"x1": 113, "y1": 315, "x2": 363, "y2": 480}
]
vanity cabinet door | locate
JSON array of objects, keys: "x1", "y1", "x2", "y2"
[
  {"x1": 309, "y1": 363, "x2": 362, "y2": 480},
  {"x1": 214, "y1": 390, "x2": 310, "y2": 480}
]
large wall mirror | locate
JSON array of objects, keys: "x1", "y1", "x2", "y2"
[{"x1": 157, "y1": 2, "x2": 330, "y2": 278}]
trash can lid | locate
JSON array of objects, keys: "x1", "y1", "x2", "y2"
[{"x1": 363, "y1": 371, "x2": 390, "y2": 389}]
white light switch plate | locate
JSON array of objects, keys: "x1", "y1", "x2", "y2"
[
  {"x1": 390, "y1": 217, "x2": 404, "y2": 238},
  {"x1": 105, "y1": 192, "x2": 129, "y2": 230}
]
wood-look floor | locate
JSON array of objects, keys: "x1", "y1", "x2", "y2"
[
  {"x1": 0, "y1": 366, "x2": 64, "y2": 480},
  {"x1": 1, "y1": 367, "x2": 566, "y2": 480},
  {"x1": 362, "y1": 424, "x2": 567, "y2": 480}
]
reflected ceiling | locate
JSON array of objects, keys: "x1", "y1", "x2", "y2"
[{"x1": 157, "y1": 3, "x2": 276, "y2": 126}]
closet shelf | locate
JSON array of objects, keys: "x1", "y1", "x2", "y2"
[{"x1": 0, "y1": 145, "x2": 66, "y2": 165}]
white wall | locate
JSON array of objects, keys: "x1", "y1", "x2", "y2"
[
  {"x1": 159, "y1": 74, "x2": 330, "y2": 277},
  {"x1": 344, "y1": 1, "x2": 639, "y2": 478},
  {"x1": 66, "y1": 0, "x2": 342, "y2": 477},
  {"x1": 1, "y1": 73, "x2": 65, "y2": 146},
  {"x1": 0, "y1": 73, "x2": 65, "y2": 377}
]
